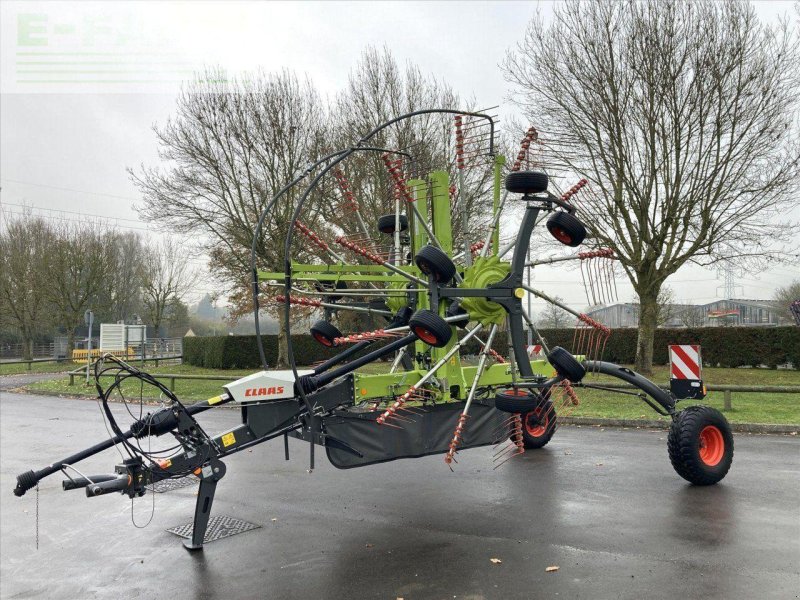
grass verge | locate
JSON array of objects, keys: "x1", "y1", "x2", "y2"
[{"x1": 0, "y1": 361, "x2": 79, "y2": 376}]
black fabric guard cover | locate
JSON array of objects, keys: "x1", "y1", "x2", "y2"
[{"x1": 323, "y1": 400, "x2": 505, "y2": 469}]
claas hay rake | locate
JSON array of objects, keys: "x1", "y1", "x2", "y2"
[{"x1": 13, "y1": 109, "x2": 733, "y2": 550}]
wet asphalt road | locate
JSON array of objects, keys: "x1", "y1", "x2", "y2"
[{"x1": 1, "y1": 391, "x2": 798, "y2": 600}]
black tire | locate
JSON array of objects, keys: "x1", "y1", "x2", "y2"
[
  {"x1": 377, "y1": 213, "x2": 409, "y2": 235},
  {"x1": 495, "y1": 389, "x2": 541, "y2": 413},
  {"x1": 445, "y1": 300, "x2": 469, "y2": 329},
  {"x1": 547, "y1": 346, "x2": 586, "y2": 382},
  {"x1": 521, "y1": 400, "x2": 557, "y2": 449},
  {"x1": 309, "y1": 320, "x2": 342, "y2": 348},
  {"x1": 387, "y1": 306, "x2": 414, "y2": 329},
  {"x1": 546, "y1": 211, "x2": 586, "y2": 247},
  {"x1": 668, "y1": 406, "x2": 733, "y2": 485},
  {"x1": 505, "y1": 170, "x2": 548, "y2": 194},
  {"x1": 414, "y1": 245, "x2": 456, "y2": 282},
  {"x1": 408, "y1": 309, "x2": 452, "y2": 347}
]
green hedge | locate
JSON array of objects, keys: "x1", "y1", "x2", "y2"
[
  {"x1": 184, "y1": 326, "x2": 799, "y2": 370},
  {"x1": 184, "y1": 334, "x2": 339, "y2": 369}
]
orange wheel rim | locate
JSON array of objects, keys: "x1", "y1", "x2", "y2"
[
  {"x1": 698, "y1": 425, "x2": 725, "y2": 466},
  {"x1": 550, "y1": 226, "x2": 572, "y2": 244},
  {"x1": 414, "y1": 327, "x2": 437, "y2": 345},
  {"x1": 312, "y1": 332, "x2": 332, "y2": 347},
  {"x1": 525, "y1": 407, "x2": 548, "y2": 438}
]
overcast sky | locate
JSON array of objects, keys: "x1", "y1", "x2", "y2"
[{"x1": 1, "y1": 1, "x2": 797, "y2": 312}]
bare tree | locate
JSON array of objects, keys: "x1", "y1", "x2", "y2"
[
  {"x1": 505, "y1": 0, "x2": 800, "y2": 373},
  {"x1": 106, "y1": 232, "x2": 145, "y2": 324},
  {"x1": 45, "y1": 222, "x2": 116, "y2": 353},
  {"x1": 132, "y1": 68, "x2": 330, "y2": 366},
  {"x1": 0, "y1": 217, "x2": 54, "y2": 359},
  {"x1": 140, "y1": 238, "x2": 192, "y2": 335},
  {"x1": 328, "y1": 48, "x2": 488, "y2": 241},
  {"x1": 536, "y1": 295, "x2": 572, "y2": 328},
  {"x1": 773, "y1": 279, "x2": 800, "y2": 323},
  {"x1": 676, "y1": 305, "x2": 706, "y2": 328}
]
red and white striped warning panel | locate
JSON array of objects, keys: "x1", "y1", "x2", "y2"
[
  {"x1": 669, "y1": 345, "x2": 701, "y2": 380},
  {"x1": 527, "y1": 345, "x2": 543, "y2": 357}
]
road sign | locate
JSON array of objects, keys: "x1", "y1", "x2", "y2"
[
  {"x1": 669, "y1": 344, "x2": 705, "y2": 399},
  {"x1": 527, "y1": 344, "x2": 543, "y2": 358}
]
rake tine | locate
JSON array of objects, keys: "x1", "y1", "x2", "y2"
[{"x1": 493, "y1": 449, "x2": 525, "y2": 470}]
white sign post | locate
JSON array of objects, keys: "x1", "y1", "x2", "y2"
[{"x1": 84, "y1": 310, "x2": 94, "y2": 384}]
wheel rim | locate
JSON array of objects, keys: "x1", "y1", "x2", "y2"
[
  {"x1": 312, "y1": 332, "x2": 333, "y2": 347},
  {"x1": 414, "y1": 327, "x2": 438, "y2": 345},
  {"x1": 549, "y1": 226, "x2": 572, "y2": 244},
  {"x1": 698, "y1": 425, "x2": 725, "y2": 466},
  {"x1": 525, "y1": 406, "x2": 548, "y2": 437}
]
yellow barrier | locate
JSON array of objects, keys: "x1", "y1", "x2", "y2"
[{"x1": 71, "y1": 348, "x2": 136, "y2": 364}]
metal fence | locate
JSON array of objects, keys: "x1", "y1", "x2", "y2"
[
  {"x1": 0, "y1": 342, "x2": 55, "y2": 360},
  {"x1": 0, "y1": 338, "x2": 183, "y2": 363},
  {"x1": 583, "y1": 381, "x2": 800, "y2": 410}
]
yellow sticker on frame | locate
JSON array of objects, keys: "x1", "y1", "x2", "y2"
[{"x1": 221, "y1": 432, "x2": 236, "y2": 447}]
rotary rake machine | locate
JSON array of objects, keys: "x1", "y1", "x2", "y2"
[{"x1": 13, "y1": 109, "x2": 733, "y2": 551}]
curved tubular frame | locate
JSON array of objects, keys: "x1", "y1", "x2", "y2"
[
  {"x1": 582, "y1": 361, "x2": 676, "y2": 414},
  {"x1": 251, "y1": 149, "x2": 348, "y2": 369}
]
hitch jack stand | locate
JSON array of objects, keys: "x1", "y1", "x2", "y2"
[{"x1": 183, "y1": 457, "x2": 227, "y2": 551}]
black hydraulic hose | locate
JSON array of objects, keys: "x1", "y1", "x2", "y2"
[
  {"x1": 306, "y1": 333, "x2": 417, "y2": 391},
  {"x1": 582, "y1": 361, "x2": 676, "y2": 414},
  {"x1": 13, "y1": 397, "x2": 229, "y2": 497},
  {"x1": 312, "y1": 341, "x2": 372, "y2": 375}
]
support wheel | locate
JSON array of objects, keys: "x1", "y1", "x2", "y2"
[
  {"x1": 547, "y1": 346, "x2": 586, "y2": 382},
  {"x1": 546, "y1": 212, "x2": 586, "y2": 247},
  {"x1": 668, "y1": 406, "x2": 733, "y2": 485},
  {"x1": 495, "y1": 389, "x2": 540, "y2": 413},
  {"x1": 505, "y1": 171, "x2": 549, "y2": 194},
  {"x1": 409, "y1": 309, "x2": 452, "y2": 348},
  {"x1": 521, "y1": 400, "x2": 557, "y2": 449},
  {"x1": 310, "y1": 320, "x2": 342, "y2": 347},
  {"x1": 377, "y1": 214, "x2": 409, "y2": 234},
  {"x1": 415, "y1": 245, "x2": 456, "y2": 282}
]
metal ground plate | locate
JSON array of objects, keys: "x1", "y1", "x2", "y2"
[
  {"x1": 146, "y1": 475, "x2": 199, "y2": 494},
  {"x1": 166, "y1": 515, "x2": 261, "y2": 544}
]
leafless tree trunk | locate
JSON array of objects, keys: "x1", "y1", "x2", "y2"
[
  {"x1": 505, "y1": 0, "x2": 800, "y2": 373},
  {"x1": 0, "y1": 217, "x2": 54, "y2": 360},
  {"x1": 633, "y1": 286, "x2": 676, "y2": 327}
]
